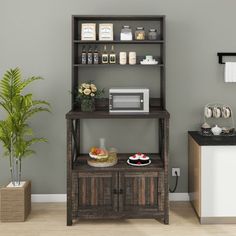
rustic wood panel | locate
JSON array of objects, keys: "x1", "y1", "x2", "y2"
[
  {"x1": 119, "y1": 172, "x2": 160, "y2": 212},
  {"x1": 72, "y1": 172, "x2": 118, "y2": 218},
  {"x1": 188, "y1": 135, "x2": 201, "y2": 217}
]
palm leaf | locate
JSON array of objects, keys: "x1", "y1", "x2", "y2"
[
  {"x1": 0, "y1": 68, "x2": 50, "y2": 162},
  {"x1": 21, "y1": 76, "x2": 43, "y2": 90}
]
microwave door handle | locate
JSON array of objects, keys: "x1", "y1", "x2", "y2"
[{"x1": 109, "y1": 94, "x2": 113, "y2": 109}]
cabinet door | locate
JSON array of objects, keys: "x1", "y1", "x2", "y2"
[
  {"x1": 119, "y1": 172, "x2": 164, "y2": 214},
  {"x1": 73, "y1": 172, "x2": 118, "y2": 218}
]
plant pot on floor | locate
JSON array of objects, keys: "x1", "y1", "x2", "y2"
[{"x1": 0, "y1": 180, "x2": 31, "y2": 222}]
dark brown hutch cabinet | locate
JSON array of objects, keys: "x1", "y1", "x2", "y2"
[{"x1": 66, "y1": 15, "x2": 170, "y2": 225}]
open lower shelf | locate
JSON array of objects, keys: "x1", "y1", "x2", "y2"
[
  {"x1": 66, "y1": 108, "x2": 170, "y2": 119},
  {"x1": 73, "y1": 153, "x2": 164, "y2": 172}
]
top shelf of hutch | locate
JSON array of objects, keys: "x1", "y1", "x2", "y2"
[{"x1": 73, "y1": 15, "x2": 165, "y2": 21}]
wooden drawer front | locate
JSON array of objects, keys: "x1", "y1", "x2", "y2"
[
  {"x1": 72, "y1": 172, "x2": 118, "y2": 216},
  {"x1": 119, "y1": 172, "x2": 162, "y2": 212}
]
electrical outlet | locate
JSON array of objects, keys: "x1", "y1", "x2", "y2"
[{"x1": 172, "y1": 168, "x2": 180, "y2": 176}]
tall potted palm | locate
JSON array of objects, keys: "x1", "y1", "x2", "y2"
[{"x1": 0, "y1": 68, "x2": 50, "y2": 222}]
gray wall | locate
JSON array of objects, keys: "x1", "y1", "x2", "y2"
[{"x1": 0, "y1": 0, "x2": 236, "y2": 194}]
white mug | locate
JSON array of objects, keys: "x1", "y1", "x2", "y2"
[
  {"x1": 145, "y1": 55, "x2": 153, "y2": 61},
  {"x1": 119, "y1": 52, "x2": 127, "y2": 65},
  {"x1": 204, "y1": 106, "x2": 212, "y2": 118},
  {"x1": 129, "y1": 52, "x2": 136, "y2": 65},
  {"x1": 213, "y1": 106, "x2": 221, "y2": 118},
  {"x1": 222, "y1": 106, "x2": 231, "y2": 118}
]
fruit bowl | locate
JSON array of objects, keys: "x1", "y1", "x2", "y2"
[
  {"x1": 89, "y1": 147, "x2": 108, "y2": 160},
  {"x1": 89, "y1": 152, "x2": 108, "y2": 160}
]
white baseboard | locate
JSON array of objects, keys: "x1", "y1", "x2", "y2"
[
  {"x1": 169, "y1": 193, "x2": 190, "y2": 201},
  {"x1": 31, "y1": 193, "x2": 189, "y2": 203},
  {"x1": 31, "y1": 194, "x2": 66, "y2": 202}
]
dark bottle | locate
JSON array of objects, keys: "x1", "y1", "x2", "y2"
[
  {"x1": 81, "y1": 46, "x2": 87, "y2": 64},
  {"x1": 109, "y1": 45, "x2": 116, "y2": 64},
  {"x1": 93, "y1": 46, "x2": 99, "y2": 64},
  {"x1": 102, "y1": 45, "x2": 108, "y2": 64},
  {"x1": 87, "y1": 46, "x2": 93, "y2": 64}
]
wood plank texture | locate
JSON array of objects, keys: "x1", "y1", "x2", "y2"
[
  {"x1": 188, "y1": 135, "x2": 201, "y2": 217},
  {"x1": 2, "y1": 202, "x2": 236, "y2": 236}
]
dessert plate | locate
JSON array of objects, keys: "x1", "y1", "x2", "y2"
[
  {"x1": 140, "y1": 61, "x2": 158, "y2": 65},
  {"x1": 127, "y1": 159, "x2": 151, "y2": 167}
]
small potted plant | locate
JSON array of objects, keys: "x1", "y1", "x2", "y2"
[
  {"x1": 77, "y1": 82, "x2": 104, "y2": 112},
  {"x1": 0, "y1": 68, "x2": 50, "y2": 222}
]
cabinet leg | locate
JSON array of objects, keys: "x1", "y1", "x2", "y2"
[
  {"x1": 164, "y1": 214, "x2": 169, "y2": 224},
  {"x1": 67, "y1": 217, "x2": 72, "y2": 226},
  {"x1": 67, "y1": 197, "x2": 72, "y2": 226}
]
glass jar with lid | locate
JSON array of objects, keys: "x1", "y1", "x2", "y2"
[
  {"x1": 135, "y1": 27, "x2": 145, "y2": 40},
  {"x1": 148, "y1": 29, "x2": 158, "y2": 40},
  {"x1": 120, "y1": 26, "x2": 133, "y2": 41}
]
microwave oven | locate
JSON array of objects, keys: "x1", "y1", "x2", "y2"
[{"x1": 109, "y1": 88, "x2": 149, "y2": 113}]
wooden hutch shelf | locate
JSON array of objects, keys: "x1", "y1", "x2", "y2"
[
  {"x1": 74, "y1": 40, "x2": 165, "y2": 44},
  {"x1": 66, "y1": 15, "x2": 169, "y2": 226},
  {"x1": 73, "y1": 63, "x2": 164, "y2": 67},
  {"x1": 73, "y1": 153, "x2": 164, "y2": 172},
  {"x1": 66, "y1": 109, "x2": 169, "y2": 119}
]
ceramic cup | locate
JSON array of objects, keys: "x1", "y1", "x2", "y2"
[
  {"x1": 213, "y1": 106, "x2": 221, "y2": 118},
  {"x1": 222, "y1": 106, "x2": 231, "y2": 118},
  {"x1": 204, "y1": 106, "x2": 213, "y2": 118},
  {"x1": 129, "y1": 52, "x2": 136, "y2": 65},
  {"x1": 119, "y1": 52, "x2": 127, "y2": 65},
  {"x1": 145, "y1": 55, "x2": 153, "y2": 61}
]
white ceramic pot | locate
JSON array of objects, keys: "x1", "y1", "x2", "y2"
[{"x1": 211, "y1": 125, "x2": 222, "y2": 136}]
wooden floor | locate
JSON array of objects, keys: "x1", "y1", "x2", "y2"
[{"x1": 1, "y1": 202, "x2": 236, "y2": 236}]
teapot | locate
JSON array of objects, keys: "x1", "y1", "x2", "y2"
[{"x1": 211, "y1": 125, "x2": 222, "y2": 136}]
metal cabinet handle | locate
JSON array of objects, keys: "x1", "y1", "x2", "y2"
[{"x1": 113, "y1": 189, "x2": 123, "y2": 194}]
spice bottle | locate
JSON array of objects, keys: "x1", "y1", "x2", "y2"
[
  {"x1": 109, "y1": 45, "x2": 116, "y2": 64},
  {"x1": 87, "y1": 46, "x2": 93, "y2": 64},
  {"x1": 81, "y1": 46, "x2": 87, "y2": 64},
  {"x1": 102, "y1": 45, "x2": 108, "y2": 64},
  {"x1": 93, "y1": 46, "x2": 99, "y2": 64}
]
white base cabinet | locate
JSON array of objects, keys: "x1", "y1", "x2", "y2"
[{"x1": 188, "y1": 132, "x2": 236, "y2": 224}]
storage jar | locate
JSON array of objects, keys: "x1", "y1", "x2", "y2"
[
  {"x1": 148, "y1": 29, "x2": 158, "y2": 40},
  {"x1": 135, "y1": 27, "x2": 145, "y2": 40},
  {"x1": 120, "y1": 26, "x2": 132, "y2": 41}
]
